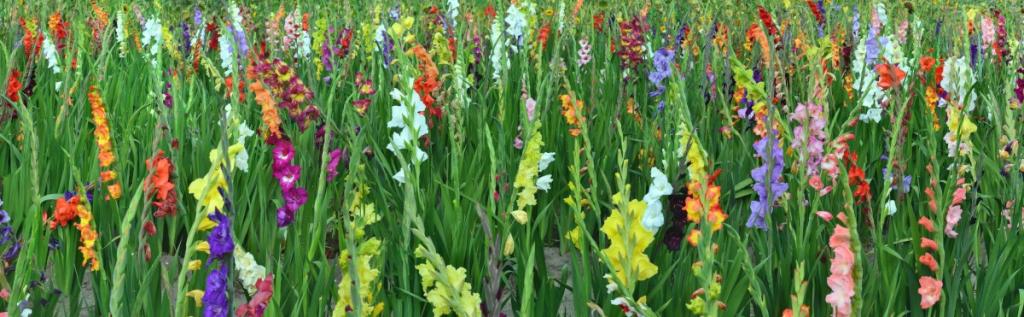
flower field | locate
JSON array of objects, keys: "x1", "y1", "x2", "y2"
[{"x1": 2, "y1": 0, "x2": 1024, "y2": 316}]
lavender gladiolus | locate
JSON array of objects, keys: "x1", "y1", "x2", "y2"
[{"x1": 747, "y1": 129, "x2": 788, "y2": 230}]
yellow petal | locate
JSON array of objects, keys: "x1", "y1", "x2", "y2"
[
  {"x1": 502, "y1": 234, "x2": 515, "y2": 256},
  {"x1": 511, "y1": 210, "x2": 528, "y2": 224},
  {"x1": 185, "y1": 290, "x2": 204, "y2": 307},
  {"x1": 195, "y1": 241, "x2": 210, "y2": 254},
  {"x1": 199, "y1": 217, "x2": 218, "y2": 231}
]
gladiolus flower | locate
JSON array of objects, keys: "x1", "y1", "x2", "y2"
[
  {"x1": 918, "y1": 217, "x2": 935, "y2": 232},
  {"x1": 196, "y1": 241, "x2": 211, "y2": 254},
  {"x1": 918, "y1": 276, "x2": 943, "y2": 309},
  {"x1": 876, "y1": 63, "x2": 906, "y2": 90},
  {"x1": 825, "y1": 223, "x2": 855, "y2": 317},
  {"x1": 920, "y1": 238, "x2": 938, "y2": 251},
  {"x1": 816, "y1": 211, "x2": 834, "y2": 222},
  {"x1": 918, "y1": 253, "x2": 939, "y2": 272}
]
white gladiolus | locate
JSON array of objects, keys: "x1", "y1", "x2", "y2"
[
  {"x1": 940, "y1": 57, "x2": 976, "y2": 111},
  {"x1": 235, "y1": 123, "x2": 254, "y2": 172},
  {"x1": 233, "y1": 246, "x2": 267, "y2": 295},
  {"x1": 536, "y1": 152, "x2": 555, "y2": 192},
  {"x1": 489, "y1": 15, "x2": 507, "y2": 80},
  {"x1": 536, "y1": 175, "x2": 553, "y2": 191},
  {"x1": 641, "y1": 167, "x2": 672, "y2": 232},
  {"x1": 387, "y1": 83, "x2": 430, "y2": 183},
  {"x1": 538, "y1": 152, "x2": 555, "y2": 171},
  {"x1": 505, "y1": 4, "x2": 527, "y2": 52},
  {"x1": 116, "y1": 12, "x2": 127, "y2": 57},
  {"x1": 295, "y1": 31, "x2": 312, "y2": 58},
  {"x1": 42, "y1": 37, "x2": 61, "y2": 74},
  {"x1": 557, "y1": 1, "x2": 566, "y2": 32},
  {"x1": 228, "y1": 2, "x2": 244, "y2": 31},
  {"x1": 219, "y1": 33, "x2": 234, "y2": 75},
  {"x1": 447, "y1": 0, "x2": 460, "y2": 29},
  {"x1": 141, "y1": 17, "x2": 163, "y2": 57}
]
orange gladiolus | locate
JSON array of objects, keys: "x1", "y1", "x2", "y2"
[
  {"x1": 248, "y1": 79, "x2": 283, "y2": 139},
  {"x1": 918, "y1": 217, "x2": 936, "y2": 233},
  {"x1": 559, "y1": 95, "x2": 585, "y2": 137},
  {"x1": 146, "y1": 150, "x2": 179, "y2": 218},
  {"x1": 876, "y1": 63, "x2": 907, "y2": 90},
  {"x1": 918, "y1": 253, "x2": 939, "y2": 272},
  {"x1": 50, "y1": 196, "x2": 81, "y2": 229},
  {"x1": 920, "y1": 238, "x2": 939, "y2": 251},
  {"x1": 920, "y1": 56, "x2": 936, "y2": 72},
  {"x1": 409, "y1": 45, "x2": 441, "y2": 120},
  {"x1": 88, "y1": 86, "x2": 121, "y2": 200}
]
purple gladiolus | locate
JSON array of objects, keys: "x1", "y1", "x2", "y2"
[
  {"x1": 0, "y1": 227, "x2": 12, "y2": 246},
  {"x1": 676, "y1": 23, "x2": 688, "y2": 47},
  {"x1": 852, "y1": 8, "x2": 860, "y2": 40},
  {"x1": 233, "y1": 26, "x2": 249, "y2": 57},
  {"x1": 321, "y1": 41, "x2": 333, "y2": 72},
  {"x1": 182, "y1": 22, "x2": 192, "y2": 56},
  {"x1": 207, "y1": 211, "x2": 234, "y2": 260},
  {"x1": 277, "y1": 187, "x2": 308, "y2": 227},
  {"x1": 163, "y1": 83, "x2": 173, "y2": 108},
  {"x1": 327, "y1": 149, "x2": 343, "y2": 182},
  {"x1": 378, "y1": 33, "x2": 394, "y2": 69},
  {"x1": 272, "y1": 139, "x2": 308, "y2": 227},
  {"x1": 203, "y1": 263, "x2": 229, "y2": 317},
  {"x1": 3, "y1": 241, "x2": 20, "y2": 262},
  {"x1": 272, "y1": 141, "x2": 295, "y2": 168},
  {"x1": 1015, "y1": 66, "x2": 1024, "y2": 103},
  {"x1": 193, "y1": 7, "x2": 202, "y2": 26},
  {"x1": 648, "y1": 48, "x2": 674, "y2": 111},
  {"x1": 0, "y1": 197, "x2": 9, "y2": 224},
  {"x1": 747, "y1": 129, "x2": 788, "y2": 230},
  {"x1": 865, "y1": 29, "x2": 880, "y2": 65},
  {"x1": 274, "y1": 165, "x2": 301, "y2": 191}
]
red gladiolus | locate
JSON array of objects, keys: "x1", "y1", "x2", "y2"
[
  {"x1": 920, "y1": 56, "x2": 936, "y2": 72},
  {"x1": 484, "y1": 5, "x2": 496, "y2": 19},
  {"x1": 806, "y1": 0, "x2": 825, "y2": 26},
  {"x1": 844, "y1": 151, "x2": 871, "y2": 205},
  {"x1": 537, "y1": 24, "x2": 551, "y2": 49},
  {"x1": 236, "y1": 274, "x2": 274, "y2": 317},
  {"x1": 207, "y1": 22, "x2": 220, "y2": 51},
  {"x1": 49, "y1": 12, "x2": 69, "y2": 50},
  {"x1": 756, "y1": 6, "x2": 781, "y2": 49},
  {"x1": 410, "y1": 45, "x2": 441, "y2": 122},
  {"x1": 143, "y1": 221, "x2": 157, "y2": 236},
  {"x1": 19, "y1": 18, "x2": 44, "y2": 57},
  {"x1": 146, "y1": 150, "x2": 178, "y2": 218},
  {"x1": 4, "y1": 70, "x2": 21, "y2": 112}
]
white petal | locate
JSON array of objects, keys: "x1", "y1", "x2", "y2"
[
  {"x1": 641, "y1": 200, "x2": 664, "y2": 233},
  {"x1": 536, "y1": 174, "x2": 553, "y2": 191},
  {"x1": 393, "y1": 168, "x2": 407, "y2": 183},
  {"x1": 537, "y1": 152, "x2": 556, "y2": 171}
]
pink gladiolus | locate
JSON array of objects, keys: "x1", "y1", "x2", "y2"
[
  {"x1": 816, "y1": 211, "x2": 833, "y2": 222},
  {"x1": 825, "y1": 223, "x2": 855, "y2": 317},
  {"x1": 918, "y1": 276, "x2": 943, "y2": 309}
]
